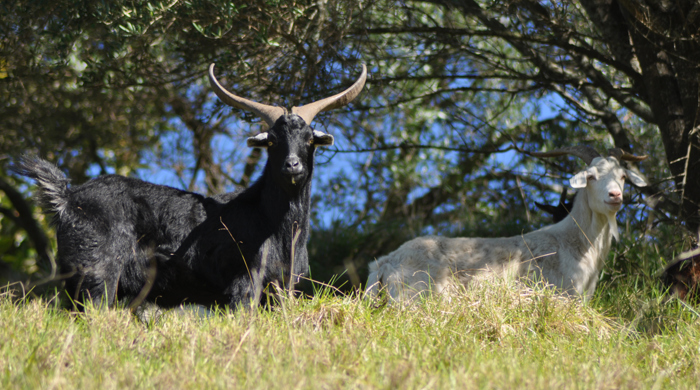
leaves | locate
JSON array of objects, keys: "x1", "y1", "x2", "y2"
[{"x1": 1, "y1": 0, "x2": 699, "y2": 285}]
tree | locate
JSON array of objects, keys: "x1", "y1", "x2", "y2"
[
  {"x1": 306, "y1": 0, "x2": 700, "y2": 283},
  {"x1": 0, "y1": 0, "x2": 367, "y2": 280},
  {"x1": 340, "y1": 0, "x2": 698, "y2": 231},
  {"x1": 1, "y1": 0, "x2": 696, "y2": 289}
]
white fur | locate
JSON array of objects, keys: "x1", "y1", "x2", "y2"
[{"x1": 365, "y1": 157, "x2": 647, "y2": 302}]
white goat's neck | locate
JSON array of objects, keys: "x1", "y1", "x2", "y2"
[{"x1": 564, "y1": 189, "x2": 616, "y2": 271}]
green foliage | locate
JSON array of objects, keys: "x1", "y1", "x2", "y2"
[{"x1": 2, "y1": 0, "x2": 698, "y2": 292}]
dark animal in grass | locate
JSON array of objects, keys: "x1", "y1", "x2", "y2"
[
  {"x1": 15, "y1": 63, "x2": 367, "y2": 310},
  {"x1": 661, "y1": 247, "x2": 700, "y2": 304},
  {"x1": 535, "y1": 187, "x2": 575, "y2": 223}
]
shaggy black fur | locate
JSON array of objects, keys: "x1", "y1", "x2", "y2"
[
  {"x1": 662, "y1": 247, "x2": 700, "y2": 304},
  {"x1": 15, "y1": 114, "x2": 332, "y2": 309}
]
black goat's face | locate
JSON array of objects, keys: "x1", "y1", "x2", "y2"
[{"x1": 248, "y1": 114, "x2": 333, "y2": 191}]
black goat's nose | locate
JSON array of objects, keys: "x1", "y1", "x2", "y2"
[{"x1": 285, "y1": 157, "x2": 303, "y2": 175}]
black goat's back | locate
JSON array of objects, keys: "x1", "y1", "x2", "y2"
[{"x1": 60, "y1": 174, "x2": 213, "y2": 305}]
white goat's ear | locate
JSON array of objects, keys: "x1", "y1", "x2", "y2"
[
  {"x1": 625, "y1": 169, "x2": 648, "y2": 187},
  {"x1": 570, "y1": 170, "x2": 589, "y2": 189},
  {"x1": 313, "y1": 130, "x2": 334, "y2": 147},
  {"x1": 247, "y1": 132, "x2": 269, "y2": 148}
]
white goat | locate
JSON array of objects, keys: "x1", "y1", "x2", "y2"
[{"x1": 365, "y1": 146, "x2": 648, "y2": 301}]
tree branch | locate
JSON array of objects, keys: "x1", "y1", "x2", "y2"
[{"x1": 0, "y1": 176, "x2": 54, "y2": 275}]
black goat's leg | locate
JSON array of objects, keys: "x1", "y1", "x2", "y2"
[{"x1": 226, "y1": 273, "x2": 265, "y2": 309}]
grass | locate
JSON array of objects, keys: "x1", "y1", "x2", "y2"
[{"x1": 1, "y1": 276, "x2": 699, "y2": 389}]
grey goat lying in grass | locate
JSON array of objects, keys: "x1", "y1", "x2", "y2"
[{"x1": 366, "y1": 146, "x2": 648, "y2": 302}]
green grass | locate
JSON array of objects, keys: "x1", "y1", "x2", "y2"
[{"x1": 1, "y1": 277, "x2": 699, "y2": 389}]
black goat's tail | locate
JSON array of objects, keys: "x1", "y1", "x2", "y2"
[{"x1": 13, "y1": 156, "x2": 71, "y2": 217}]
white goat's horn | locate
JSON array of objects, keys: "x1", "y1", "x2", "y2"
[
  {"x1": 607, "y1": 148, "x2": 648, "y2": 162},
  {"x1": 208, "y1": 63, "x2": 286, "y2": 128},
  {"x1": 529, "y1": 145, "x2": 601, "y2": 165},
  {"x1": 291, "y1": 64, "x2": 367, "y2": 125}
]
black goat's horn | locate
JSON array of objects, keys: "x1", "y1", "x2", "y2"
[
  {"x1": 291, "y1": 64, "x2": 367, "y2": 125},
  {"x1": 208, "y1": 63, "x2": 286, "y2": 127},
  {"x1": 209, "y1": 63, "x2": 367, "y2": 127}
]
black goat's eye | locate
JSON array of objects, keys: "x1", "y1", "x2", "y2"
[
  {"x1": 308, "y1": 138, "x2": 314, "y2": 145},
  {"x1": 268, "y1": 141, "x2": 274, "y2": 147}
]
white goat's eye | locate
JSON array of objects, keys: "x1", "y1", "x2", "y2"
[
  {"x1": 587, "y1": 175, "x2": 596, "y2": 181},
  {"x1": 621, "y1": 174, "x2": 627, "y2": 180}
]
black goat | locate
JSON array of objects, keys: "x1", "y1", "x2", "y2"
[
  {"x1": 661, "y1": 247, "x2": 700, "y2": 304},
  {"x1": 15, "y1": 63, "x2": 367, "y2": 309},
  {"x1": 534, "y1": 187, "x2": 574, "y2": 223}
]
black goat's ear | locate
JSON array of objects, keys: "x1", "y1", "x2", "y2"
[
  {"x1": 534, "y1": 202, "x2": 558, "y2": 215},
  {"x1": 313, "y1": 130, "x2": 334, "y2": 147},
  {"x1": 247, "y1": 132, "x2": 270, "y2": 148}
]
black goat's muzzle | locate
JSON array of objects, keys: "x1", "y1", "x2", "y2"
[
  {"x1": 282, "y1": 156, "x2": 305, "y2": 185},
  {"x1": 283, "y1": 156, "x2": 303, "y2": 176}
]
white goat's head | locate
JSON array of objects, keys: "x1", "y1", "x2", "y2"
[
  {"x1": 531, "y1": 145, "x2": 648, "y2": 240},
  {"x1": 570, "y1": 155, "x2": 647, "y2": 215}
]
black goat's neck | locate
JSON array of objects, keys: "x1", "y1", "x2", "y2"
[{"x1": 258, "y1": 163, "x2": 313, "y2": 234}]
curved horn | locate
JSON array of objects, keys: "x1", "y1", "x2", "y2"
[
  {"x1": 529, "y1": 145, "x2": 601, "y2": 165},
  {"x1": 209, "y1": 63, "x2": 286, "y2": 127},
  {"x1": 607, "y1": 148, "x2": 648, "y2": 162},
  {"x1": 291, "y1": 64, "x2": 367, "y2": 125}
]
